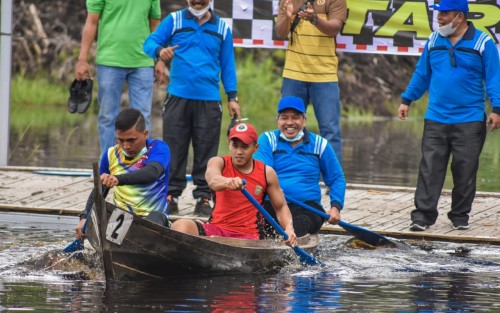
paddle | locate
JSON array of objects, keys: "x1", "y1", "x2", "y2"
[
  {"x1": 63, "y1": 188, "x2": 109, "y2": 253},
  {"x1": 285, "y1": 196, "x2": 396, "y2": 247},
  {"x1": 240, "y1": 181, "x2": 323, "y2": 266}
]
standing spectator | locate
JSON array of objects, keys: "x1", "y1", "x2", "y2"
[
  {"x1": 74, "y1": 0, "x2": 164, "y2": 154},
  {"x1": 275, "y1": 0, "x2": 347, "y2": 164},
  {"x1": 143, "y1": 0, "x2": 240, "y2": 217},
  {"x1": 254, "y1": 96, "x2": 346, "y2": 237},
  {"x1": 398, "y1": 0, "x2": 500, "y2": 231}
]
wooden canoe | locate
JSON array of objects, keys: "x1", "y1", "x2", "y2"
[{"x1": 85, "y1": 186, "x2": 319, "y2": 281}]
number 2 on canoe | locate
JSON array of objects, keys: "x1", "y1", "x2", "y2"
[{"x1": 106, "y1": 208, "x2": 134, "y2": 245}]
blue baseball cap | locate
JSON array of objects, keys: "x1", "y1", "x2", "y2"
[
  {"x1": 430, "y1": 0, "x2": 469, "y2": 14},
  {"x1": 277, "y1": 96, "x2": 306, "y2": 114}
]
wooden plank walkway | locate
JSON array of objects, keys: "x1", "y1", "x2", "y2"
[{"x1": 1, "y1": 166, "x2": 499, "y2": 244}]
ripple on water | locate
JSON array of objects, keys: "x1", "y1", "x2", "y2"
[{"x1": 1, "y1": 214, "x2": 500, "y2": 312}]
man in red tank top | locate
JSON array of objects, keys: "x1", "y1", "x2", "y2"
[{"x1": 171, "y1": 123, "x2": 298, "y2": 247}]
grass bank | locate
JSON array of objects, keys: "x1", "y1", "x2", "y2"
[
  {"x1": 9, "y1": 66, "x2": 500, "y2": 192},
  {"x1": 10, "y1": 50, "x2": 430, "y2": 133},
  {"x1": 10, "y1": 75, "x2": 86, "y2": 131}
]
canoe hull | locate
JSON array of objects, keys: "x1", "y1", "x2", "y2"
[{"x1": 86, "y1": 196, "x2": 319, "y2": 281}]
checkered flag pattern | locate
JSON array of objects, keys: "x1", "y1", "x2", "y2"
[{"x1": 164, "y1": 0, "x2": 500, "y2": 56}]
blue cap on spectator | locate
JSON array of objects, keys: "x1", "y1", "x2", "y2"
[
  {"x1": 430, "y1": 0, "x2": 469, "y2": 14},
  {"x1": 277, "y1": 96, "x2": 306, "y2": 114}
]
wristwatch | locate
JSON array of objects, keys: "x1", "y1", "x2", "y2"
[
  {"x1": 229, "y1": 97, "x2": 239, "y2": 103},
  {"x1": 310, "y1": 14, "x2": 318, "y2": 25}
]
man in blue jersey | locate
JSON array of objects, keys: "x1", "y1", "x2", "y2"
[
  {"x1": 254, "y1": 96, "x2": 346, "y2": 237},
  {"x1": 75, "y1": 108, "x2": 171, "y2": 238},
  {"x1": 398, "y1": 0, "x2": 500, "y2": 231},
  {"x1": 143, "y1": 0, "x2": 240, "y2": 217}
]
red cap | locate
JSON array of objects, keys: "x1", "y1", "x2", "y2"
[{"x1": 228, "y1": 123, "x2": 258, "y2": 144}]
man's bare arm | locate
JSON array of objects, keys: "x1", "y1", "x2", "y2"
[
  {"x1": 149, "y1": 18, "x2": 160, "y2": 32},
  {"x1": 275, "y1": 0, "x2": 294, "y2": 39},
  {"x1": 75, "y1": 13, "x2": 100, "y2": 80}
]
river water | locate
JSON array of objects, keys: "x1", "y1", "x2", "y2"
[
  {"x1": 1, "y1": 211, "x2": 500, "y2": 312},
  {"x1": 4, "y1": 116, "x2": 500, "y2": 311}
]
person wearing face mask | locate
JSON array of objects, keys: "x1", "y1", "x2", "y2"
[
  {"x1": 253, "y1": 96, "x2": 346, "y2": 237},
  {"x1": 143, "y1": 0, "x2": 240, "y2": 218},
  {"x1": 275, "y1": 0, "x2": 347, "y2": 166},
  {"x1": 75, "y1": 109, "x2": 171, "y2": 239},
  {"x1": 398, "y1": 0, "x2": 500, "y2": 232}
]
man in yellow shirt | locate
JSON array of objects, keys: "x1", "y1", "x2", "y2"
[{"x1": 275, "y1": 0, "x2": 346, "y2": 164}]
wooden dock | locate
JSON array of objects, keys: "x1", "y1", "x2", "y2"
[{"x1": 1, "y1": 166, "x2": 499, "y2": 244}]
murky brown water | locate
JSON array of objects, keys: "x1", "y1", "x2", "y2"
[
  {"x1": 5, "y1": 116, "x2": 500, "y2": 311},
  {"x1": 2, "y1": 211, "x2": 500, "y2": 312}
]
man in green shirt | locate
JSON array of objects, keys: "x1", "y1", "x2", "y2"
[{"x1": 74, "y1": 0, "x2": 164, "y2": 154}]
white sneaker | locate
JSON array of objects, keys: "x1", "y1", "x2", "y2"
[
  {"x1": 453, "y1": 223, "x2": 470, "y2": 230},
  {"x1": 409, "y1": 223, "x2": 428, "y2": 231}
]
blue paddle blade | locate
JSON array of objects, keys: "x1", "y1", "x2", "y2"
[
  {"x1": 62, "y1": 188, "x2": 108, "y2": 254},
  {"x1": 338, "y1": 221, "x2": 394, "y2": 247},
  {"x1": 294, "y1": 246, "x2": 324, "y2": 266},
  {"x1": 63, "y1": 239, "x2": 84, "y2": 253},
  {"x1": 285, "y1": 196, "x2": 396, "y2": 247}
]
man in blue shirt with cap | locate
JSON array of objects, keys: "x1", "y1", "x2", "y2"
[
  {"x1": 254, "y1": 96, "x2": 346, "y2": 237},
  {"x1": 398, "y1": 0, "x2": 500, "y2": 231}
]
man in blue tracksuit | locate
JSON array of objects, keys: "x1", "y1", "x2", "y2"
[
  {"x1": 398, "y1": 0, "x2": 500, "y2": 231},
  {"x1": 143, "y1": 0, "x2": 240, "y2": 217},
  {"x1": 254, "y1": 96, "x2": 346, "y2": 237}
]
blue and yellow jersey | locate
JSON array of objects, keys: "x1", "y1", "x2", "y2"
[{"x1": 100, "y1": 138, "x2": 170, "y2": 216}]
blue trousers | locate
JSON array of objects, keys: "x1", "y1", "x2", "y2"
[
  {"x1": 281, "y1": 78, "x2": 343, "y2": 164},
  {"x1": 96, "y1": 65, "x2": 154, "y2": 154}
]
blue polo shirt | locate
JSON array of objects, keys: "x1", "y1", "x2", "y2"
[
  {"x1": 402, "y1": 22, "x2": 500, "y2": 123},
  {"x1": 143, "y1": 9, "x2": 237, "y2": 101},
  {"x1": 254, "y1": 128, "x2": 346, "y2": 209}
]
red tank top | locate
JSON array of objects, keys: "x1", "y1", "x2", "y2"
[{"x1": 210, "y1": 156, "x2": 268, "y2": 238}]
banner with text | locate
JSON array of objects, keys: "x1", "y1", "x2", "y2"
[{"x1": 195, "y1": 0, "x2": 500, "y2": 55}]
